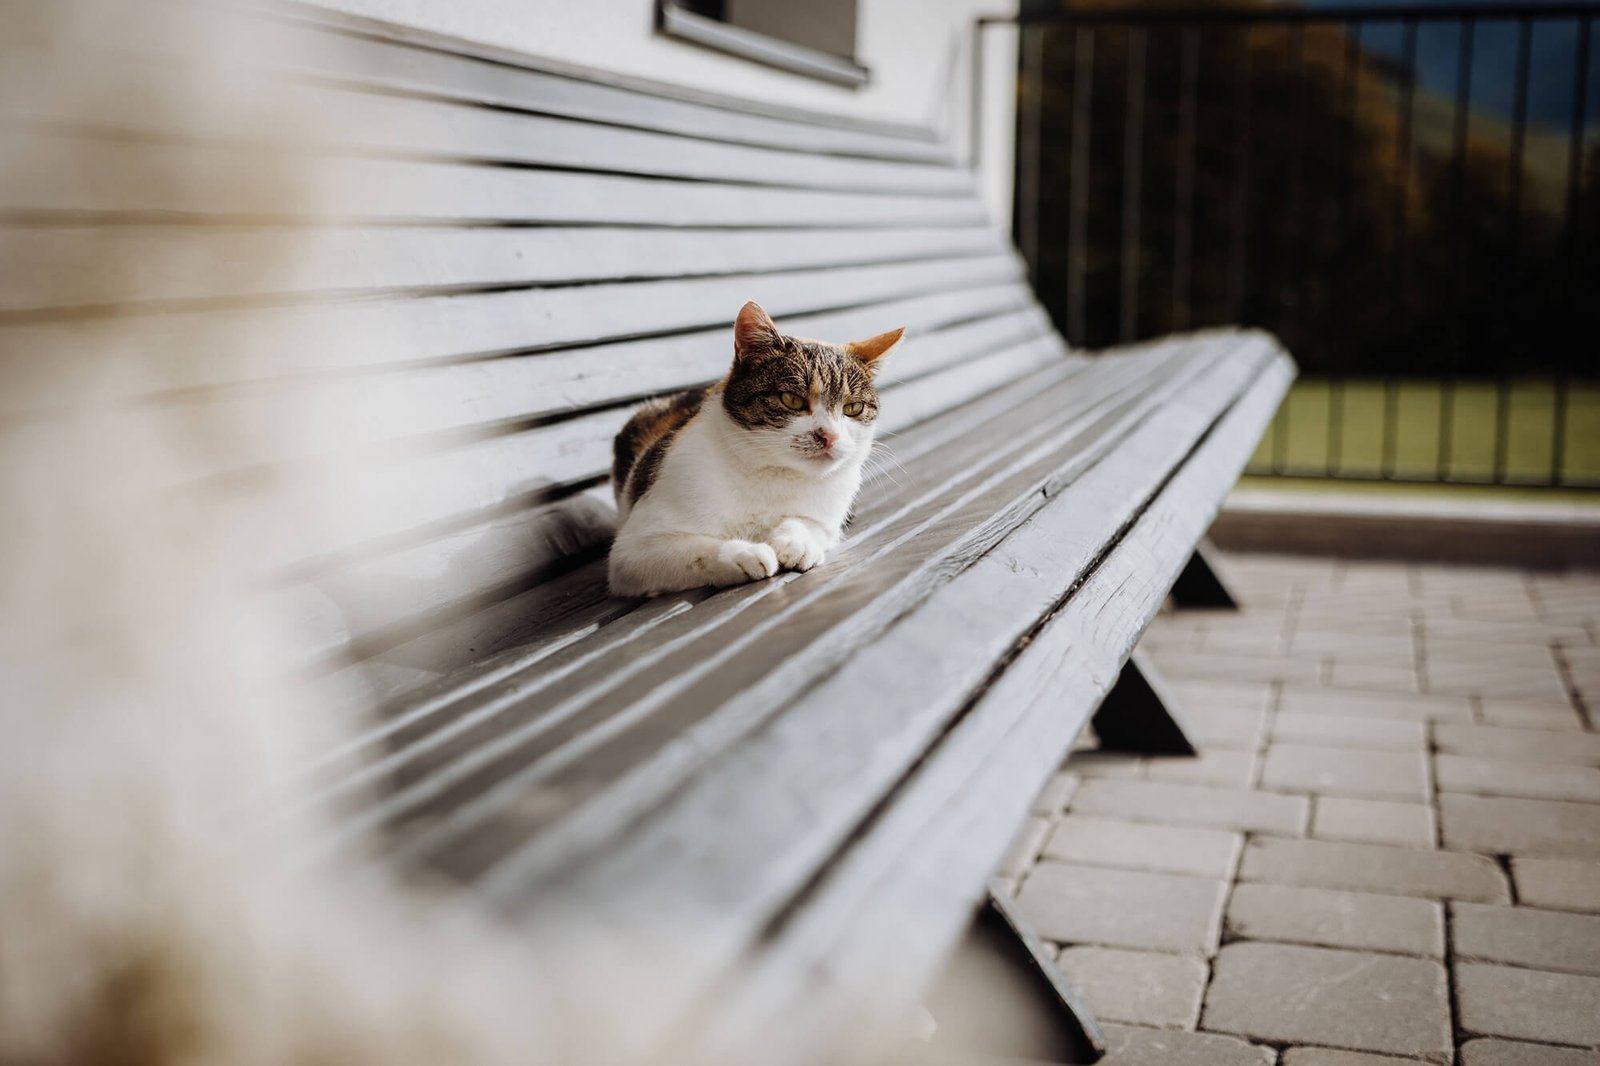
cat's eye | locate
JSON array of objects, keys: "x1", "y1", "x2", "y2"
[
  {"x1": 779, "y1": 392, "x2": 807, "y2": 412},
  {"x1": 842, "y1": 400, "x2": 865, "y2": 418}
]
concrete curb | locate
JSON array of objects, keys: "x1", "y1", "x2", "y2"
[{"x1": 1211, "y1": 490, "x2": 1600, "y2": 571}]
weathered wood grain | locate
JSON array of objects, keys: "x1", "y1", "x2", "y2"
[
  {"x1": 5, "y1": 2, "x2": 948, "y2": 162},
  {"x1": 0, "y1": 59, "x2": 971, "y2": 195},
  {"x1": 706, "y1": 345, "x2": 1295, "y2": 1064},
  {"x1": 92, "y1": 297, "x2": 1047, "y2": 492},
  {"x1": 451, "y1": 332, "x2": 1273, "y2": 1056},
  {"x1": 0, "y1": 256, "x2": 1024, "y2": 413},
  {"x1": 327, "y1": 338, "x2": 1216, "y2": 869},
  {"x1": 257, "y1": 328, "x2": 1068, "y2": 684},
  {"x1": 4, "y1": 130, "x2": 984, "y2": 227},
  {"x1": 294, "y1": 352, "x2": 1131, "y2": 836},
  {"x1": 254, "y1": 6, "x2": 955, "y2": 161},
  {"x1": 0, "y1": 225, "x2": 1004, "y2": 312},
  {"x1": 303, "y1": 351, "x2": 1096, "y2": 749}
]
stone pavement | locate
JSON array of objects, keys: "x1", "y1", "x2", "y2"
[{"x1": 999, "y1": 553, "x2": 1600, "y2": 1065}]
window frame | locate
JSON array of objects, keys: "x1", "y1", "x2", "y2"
[{"x1": 655, "y1": 0, "x2": 870, "y2": 89}]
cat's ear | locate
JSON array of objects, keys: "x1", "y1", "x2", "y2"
[
  {"x1": 733, "y1": 300, "x2": 779, "y2": 362},
  {"x1": 846, "y1": 327, "x2": 905, "y2": 373}
]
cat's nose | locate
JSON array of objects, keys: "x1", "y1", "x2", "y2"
[{"x1": 812, "y1": 428, "x2": 839, "y2": 449}]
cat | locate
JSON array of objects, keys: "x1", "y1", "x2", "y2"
[{"x1": 607, "y1": 301, "x2": 903, "y2": 597}]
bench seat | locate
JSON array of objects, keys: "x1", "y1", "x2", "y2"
[
  {"x1": 297, "y1": 328, "x2": 1289, "y2": 1061},
  {"x1": 0, "y1": 4, "x2": 1294, "y2": 1063}
]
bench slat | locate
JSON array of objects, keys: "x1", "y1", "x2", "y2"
[
  {"x1": 0, "y1": 60, "x2": 971, "y2": 195},
  {"x1": 291, "y1": 350, "x2": 1113, "y2": 828},
  {"x1": 6, "y1": 130, "x2": 984, "y2": 227},
  {"x1": 446, "y1": 335, "x2": 1278, "y2": 1059},
  {"x1": 0, "y1": 256, "x2": 1024, "y2": 411},
  {"x1": 266, "y1": 328, "x2": 1069, "y2": 682},
  {"x1": 710, "y1": 343, "x2": 1296, "y2": 1062},
  {"x1": 5, "y1": 2, "x2": 947, "y2": 164},
  {"x1": 296, "y1": 349, "x2": 1091, "y2": 738},
  {"x1": 253, "y1": 10, "x2": 954, "y2": 162},
  {"x1": 154, "y1": 302, "x2": 1049, "y2": 488},
  {"x1": 309, "y1": 341, "x2": 1207, "y2": 866},
  {"x1": 0, "y1": 224, "x2": 1005, "y2": 312}
]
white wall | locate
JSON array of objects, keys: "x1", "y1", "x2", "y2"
[{"x1": 310, "y1": 0, "x2": 1019, "y2": 228}]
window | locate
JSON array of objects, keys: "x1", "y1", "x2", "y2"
[{"x1": 657, "y1": 0, "x2": 869, "y2": 88}]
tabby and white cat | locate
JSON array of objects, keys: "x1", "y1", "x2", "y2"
[{"x1": 608, "y1": 301, "x2": 903, "y2": 597}]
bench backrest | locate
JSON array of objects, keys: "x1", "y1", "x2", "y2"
[{"x1": 0, "y1": 2, "x2": 1064, "y2": 709}]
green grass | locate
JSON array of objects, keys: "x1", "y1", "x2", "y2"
[{"x1": 1246, "y1": 378, "x2": 1600, "y2": 492}]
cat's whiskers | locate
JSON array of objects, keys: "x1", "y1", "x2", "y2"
[{"x1": 860, "y1": 446, "x2": 907, "y2": 490}]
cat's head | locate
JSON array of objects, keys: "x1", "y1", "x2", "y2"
[{"x1": 719, "y1": 301, "x2": 903, "y2": 475}]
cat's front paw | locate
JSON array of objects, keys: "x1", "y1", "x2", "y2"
[
  {"x1": 710, "y1": 539, "x2": 779, "y2": 586},
  {"x1": 769, "y1": 528, "x2": 825, "y2": 572}
]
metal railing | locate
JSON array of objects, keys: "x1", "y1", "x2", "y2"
[{"x1": 976, "y1": 4, "x2": 1599, "y2": 489}]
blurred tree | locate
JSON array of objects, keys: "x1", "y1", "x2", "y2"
[{"x1": 1018, "y1": 0, "x2": 1595, "y2": 377}]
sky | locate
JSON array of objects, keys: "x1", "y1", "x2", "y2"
[
  {"x1": 1020, "y1": 1, "x2": 1600, "y2": 133},
  {"x1": 1317, "y1": 3, "x2": 1600, "y2": 132}
]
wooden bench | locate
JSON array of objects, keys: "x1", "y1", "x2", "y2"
[{"x1": 1, "y1": 3, "x2": 1294, "y2": 1062}]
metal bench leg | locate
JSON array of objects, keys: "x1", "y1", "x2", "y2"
[
  {"x1": 922, "y1": 884, "x2": 1106, "y2": 1064},
  {"x1": 1092, "y1": 650, "x2": 1198, "y2": 757},
  {"x1": 1169, "y1": 537, "x2": 1240, "y2": 610}
]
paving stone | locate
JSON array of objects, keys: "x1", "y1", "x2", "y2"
[
  {"x1": 1150, "y1": 649, "x2": 1321, "y2": 685},
  {"x1": 1424, "y1": 617, "x2": 1588, "y2": 646},
  {"x1": 1014, "y1": 862, "x2": 1226, "y2": 954},
  {"x1": 1279, "y1": 686, "x2": 1473, "y2": 723},
  {"x1": 1325, "y1": 661, "x2": 1420, "y2": 693},
  {"x1": 1454, "y1": 962, "x2": 1600, "y2": 1047},
  {"x1": 1424, "y1": 638, "x2": 1557, "y2": 671},
  {"x1": 1448, "y1": 596, "x2": 1546, "y2": 625},
  {"x1": 1313, "y1": 797, "x2": 1435, "y2": 848},
  {"x1": 1067, "y1": 750, "x2": 1146, "y2": 778},
  {"x1": 1041, "y1": 816, "x2": 1241, "y2": 879},
  {"x1": 1435, "y1": 755, "x2": 1600, "y2": 803},
  {"x1": 1071, "y1": 779, "x2": 1309, "y2": 836},
  {"x1": 1203, "y1": 942, "x2": 1451, "y2": 1061},
  {"x1": 1239, "y1": 838, "x2": 1510, "y2": 903},
  {"x1": 1098, "y1": 1023, "x2": 1274, "y2": 1066},
  {"x1": 1452, "y1": 902, "x2": 1600, "y2": 975},
  {"x1": 996, "y1": 816, "x2": 1051, "y2": 878},
  {"x1": 1459, "y1": 1037, "x2": 1600, "y2": 1065},
  {"x1": 1429, "y1": 667, "x2": 1571, "y2": 702},
  {"x1": 1053, "y1": 946, "x2": 1206, "y2": 1028},
  {"x1": 1145, "y1": 750, "x2": 1257, "y2": 788},
  {"x1": 1166, "y1": 677, "x2": 1275, "y2": 714},
  {"x1": 1262, "y1": 745, "x2": 1429, "y2": 802},
  {"x1": 1272, "y1": 712, "x2": 1427, "y2": 752},
  {"x1": 1177, "y1": 703, "x2": 1270, "y2": 751},
  {"x1": 1302, "y1": 590, "x2": 1432, "y2": 615},
  {"x1": 1296, "y1": 615, "x2": 1415, "y2": 640},
  {"x1": 1031, "y1": 770, "x2": 1080, "y2": 817},
  {"x1": 1202, "y1": 626, "x2": 1294, "y2": 656},
  {"x1": 1283, "y1": 1050, "x2": 1436, "y2": 1066},
  {"x1": 1434, "y1": 724, "x2": 1600, "y2": 766},
  {"x1": 1476, "y1": 699, "x2": 1585, "y2": 731},
  {"x1": 1563, "y1": 645, "x2": 1600, "y2": 687},
  {"x1": 1227, "y1": 883, "x2": 1444, "y2": 957},
  {"x1": 1291, "y1": 632, "x2": 1418, "y2": 668},
  {"x1": 1512, "y1": 857, "x2": 1600, "y2": 913},
  {"x1": 1440, "y1": 795, "x2": 1600, "y2": 859}
]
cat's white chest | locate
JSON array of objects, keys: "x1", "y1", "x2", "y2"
[{"x1": 634, "y1": 413, "x2": 859, "y2": 540}]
